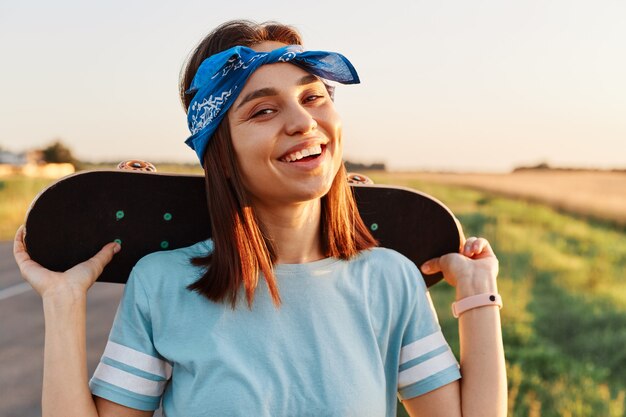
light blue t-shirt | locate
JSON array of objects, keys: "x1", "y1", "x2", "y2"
[{"x1": 90, "y1": 240, "x2": 460, "y2": 416}]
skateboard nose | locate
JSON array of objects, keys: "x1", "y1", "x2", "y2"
[{"x1": 117, "y1": 160, "x2": 157, "y2": 172}]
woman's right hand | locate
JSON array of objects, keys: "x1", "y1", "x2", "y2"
[{"x1": 13, "y1": 225, "x2": 120, "y2": 300}]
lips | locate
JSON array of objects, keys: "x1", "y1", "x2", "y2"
[{"x1": 279, "y1": 144, "x2": 324, "y2": 163}]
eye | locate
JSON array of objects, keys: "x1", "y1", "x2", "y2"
[
  {"x1": 250, "y1": 108, "x2": 275, "y2": 118},
  {"x1": 301, "y1": 84, "x2": 328, "y2": 104},
  {"x1": 305, "y1": 95, "x2": 323, "y2": 102}
]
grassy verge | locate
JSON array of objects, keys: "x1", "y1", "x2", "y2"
[
  {"x1": 0, "y1": 176, "x2": 55, "y2": 240},
  {"x1": 373, "y1": 175, "x2": 626, "y2": 417}
]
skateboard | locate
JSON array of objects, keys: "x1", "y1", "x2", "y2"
[{"x1": 24, "y1": 167, "x2": 462, "y2": 287}]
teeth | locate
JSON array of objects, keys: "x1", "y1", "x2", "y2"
[{"x1": 281, "y1": 145, "x2": 322, "y2": 162}]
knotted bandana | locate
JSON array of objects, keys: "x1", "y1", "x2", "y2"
[{"x1": 184, "y1": 44, "x2": 360, "y2": 163}]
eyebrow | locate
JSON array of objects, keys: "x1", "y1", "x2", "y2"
[{"x1": 234, "y1": 74, "x2": 321, "y2": 111}]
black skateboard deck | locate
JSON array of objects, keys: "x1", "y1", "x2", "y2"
[{"x1": 24, "y1": 170, "x2": 462, "y2": 287}]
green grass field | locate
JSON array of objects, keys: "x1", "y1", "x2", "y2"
[
  {"x1": 0, "y1": 176, "x2": 55, "y2": 241},
  {"x1": 2, "y1": 172, "x2": 625, "y2": 416},
  {"x1": 370, "y1": 174, "x2": 626, "y2": 417}
]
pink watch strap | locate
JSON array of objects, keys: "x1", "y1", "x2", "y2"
[{"x1": 451, "y1": 293, "x2": 502, "y2": 318}]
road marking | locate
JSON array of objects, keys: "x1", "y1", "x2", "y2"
[{"x1": 0, "y1": 282, "x2": 32, "y2": 301}]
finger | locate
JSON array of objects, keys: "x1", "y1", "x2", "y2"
[
  {"x1": 70, "y1": 242, "x2": 120, "y2": 281},
  {"x1": 13, "y1": 225, "x2": 26, "y2": 259},
  {"x1": 421, "y1": 257, "x2": 442, "y2": 275},
  {"x1": 473, "y1": 238, "x2": 488, "y2": 255},
  {"x1": 466, "y1": 237, "x2": 496, "y2": 259},
  {"x1": 462, "y1": 237, "x2": 479, "y2": 257},
  {"x1": 473, "y1": 238, "x2": 495, "y2": 257},
  {"x1": 13, "y1": 225, "x2": 40, "y2": 272},
  {"x1": 454, "y1": 217, "x2": 465, "y2": 252},
  {"x1": 465, "y1": 237, "x2": 480, "y2": 256}
]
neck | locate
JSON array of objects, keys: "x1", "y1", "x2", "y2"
[{"x1": 253, "y1": 199, "x2": 324, "y2": 264}]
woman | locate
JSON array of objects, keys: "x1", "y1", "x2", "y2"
[{"x1": 14, "y1": 20, "x2": 506, "y2": 417}]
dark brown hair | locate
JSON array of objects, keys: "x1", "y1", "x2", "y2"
[{"x1": 180, "y1": 20, "x2": 377, "y2": 308}]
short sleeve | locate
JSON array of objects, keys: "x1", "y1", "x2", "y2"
[
  {"x1": 89, "y1": 268, "x2": 171, "y2": 411},
  {"x1": 397, "y1": 280, "x2": 461, "y2": 400}
]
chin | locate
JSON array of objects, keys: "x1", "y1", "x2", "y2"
[
  {"x1": 294, "y1": 185, "x2": 332, "y2": 202},
  {"x1": 287, "y1": 176, "x2": 336, "y2": 203}
]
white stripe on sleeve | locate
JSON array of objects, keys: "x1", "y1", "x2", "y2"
[
  {"x1": 103, "y1": 341, "x2": 172, "y2": 379},
  {"x1": 398, "y1": 348, "x2": 459, "y2": 389},
  {"x1": 92, "y1": 362, "x2": 168, "y2": 397},
  {"x1": 400, "y1": 330, "x2": 448, "y2": 365}
]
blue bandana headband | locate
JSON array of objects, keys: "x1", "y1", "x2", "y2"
[{"x1": 184, "y1": 44, "x2": 360, "y2": 163}]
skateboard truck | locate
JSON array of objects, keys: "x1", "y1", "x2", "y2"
[
  {"x1": 117, "y1": 160, "x2": 157, "y2": 172},
  {"x1": 347, "y1": 173, "x2": 374, "y2": 185}
]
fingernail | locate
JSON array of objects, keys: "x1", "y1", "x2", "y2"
[
  {"x1": 421, "y1": 263, "x2": 431, "y2": 273},
  {"x1": 113, "y1": 243, "x2": 121, "y2": 253}
]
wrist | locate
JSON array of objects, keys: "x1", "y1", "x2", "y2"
[
  {"x1": 455, "y1": 272, "x2": 498, "y2": 300},
  {"x1": 452, "y1": 293, "x2": 502, "y2": 318},
  {"x1": 42, "y1": 286, "x2": 87, "y2": 312}
]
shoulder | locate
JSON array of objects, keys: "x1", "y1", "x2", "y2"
[
  {"x1": 134, "y1": 239, "x2": 212, "y2": 272},
  {"x1": 347, "y1": 247, "x2": 427, "y2": 302},
  {"x1": 351, "y1": 247, "x2": 425, "y2": 286},
  {"x1": 354, "y1": 247, "x2": 417, "y2": 268},
  {"x1": 346, "y1": 248, "x2": 437, "y2": 342},
  {"x1": 129, "y1": 239, "x2": 213, "y2": 291}
]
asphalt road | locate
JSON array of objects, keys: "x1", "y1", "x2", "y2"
[{"x1": 0, "y1": 241, "x2": 165, "y2": 416}]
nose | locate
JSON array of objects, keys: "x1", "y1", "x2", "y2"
[{"x1": 283, "y1": 102, "x2": 317, "y2": 136}]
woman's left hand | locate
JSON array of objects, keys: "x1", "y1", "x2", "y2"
[{"x1": 420, "y1": 237, "x2": 499, "y2": 297}]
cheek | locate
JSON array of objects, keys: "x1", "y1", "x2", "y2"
[
  {"x1": 330, "y1": 116, "x2": 344, "y2": 175},
  {"x1": 325, "y1": 106, "x2": 343, "y2": 143},
  {"x1": 329, "y1": 115, "x2": 343, "y2": 154},
  {"x1": 233, "y1": 141, "x2": 262, "y2": 182},
  {"x1": 230, "y1": 121, "x2": 260, "y2": 159},
  {"x1": 228, "y1": 129, "x2": 254, "y2": 182},
  {"x1": 229, "y1": 129, "x2": 276, "y2": 192},
  {"x1": 229, "y1": 116, "x2": 276, "y2": 159}
]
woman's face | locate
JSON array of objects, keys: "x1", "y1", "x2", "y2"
[{"x1": 227, "y1": 42, "x2": 343, "y2": 209}]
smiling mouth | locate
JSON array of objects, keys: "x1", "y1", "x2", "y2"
[{"x1": 280, "y1": 144, "x2": 324, "y2": 163}]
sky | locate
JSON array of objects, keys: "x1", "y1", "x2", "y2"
[{"x1": 1, "y1": 0, "x2": 625, "y2": 172}]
